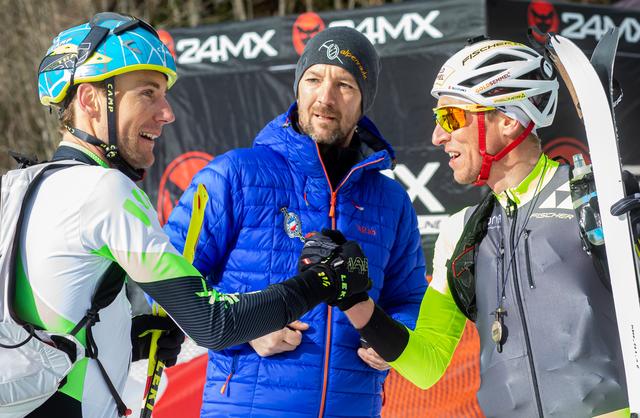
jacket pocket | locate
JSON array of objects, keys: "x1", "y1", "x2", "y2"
[{"x1": 523, "y1": 230, "x2": 535, "y2": 289}]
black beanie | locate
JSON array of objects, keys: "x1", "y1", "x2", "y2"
[{"x1": 294, "y1": 26, "x2": 380, "y2": 114}]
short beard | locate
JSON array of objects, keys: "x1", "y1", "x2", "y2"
[{"x1": 300, "y1": 120, "x2": 350, "y2": 147}]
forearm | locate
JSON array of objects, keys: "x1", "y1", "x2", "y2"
[
  {"x1": 347, "y1": 288, "x2": 466, "y2": 390},
  {"x1": 136, "y1": 272, "x2": 325, "y2": 351},
  {"x1": 389, "y1": 287, "x2": 466, "y2": 389},
  {"x1": 346, "y1": 299, "x2": 410, "y2": 361}
]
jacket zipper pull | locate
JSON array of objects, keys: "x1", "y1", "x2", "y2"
[
  {"x1": 220, "y1": 355, "x2": 238, "y2": 395},
  {"x1": 329, "y1": 193, "x2": 337, "y2": 219}
]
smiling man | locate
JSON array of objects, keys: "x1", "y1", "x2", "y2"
[
  {"x1": 339, "y1": 38, "x2": 630, "y2": 418},
  {"x1": 16, "y1": 14, "x2": 373, "y2": 418},
  {"x1": 165, "y1": 27, "x2": 427, "y2": 418}
]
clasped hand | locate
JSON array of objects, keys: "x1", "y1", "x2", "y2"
[{"x1": 299, "y1": 229, "x2": 371, "y2": 310}]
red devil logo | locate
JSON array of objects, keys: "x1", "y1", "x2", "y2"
[
  {"x1": 528, "y1": 0, "x2": 559, "y2": 43},
  {"x1": 292, "y1": 12, "x2": 326, "y2": 56},
  {"x1": 542, "y1": 137, "x2": 590, "y2": 166},
  {"x1": 158, "y1": 29, "x2": 177, "y2": 59},
  {"x1": 157, "y1": 151, "x2": 213, "y2": 225}
]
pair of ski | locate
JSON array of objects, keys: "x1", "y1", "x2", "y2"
[{"x1": 545, "y1": 29, "x2": 640, "y2": 415}]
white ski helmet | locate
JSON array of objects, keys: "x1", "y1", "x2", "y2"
[{"x1": 431, "y1": 39, "x2": 558, "y2": 127}]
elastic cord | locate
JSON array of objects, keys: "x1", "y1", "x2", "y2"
[{"x1": 474, "y1": 114, "x2": 535, "y2": 186}]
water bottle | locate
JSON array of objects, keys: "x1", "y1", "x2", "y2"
[{"x1": 570, "y1": 153, "x2": 604, "y2": 247}]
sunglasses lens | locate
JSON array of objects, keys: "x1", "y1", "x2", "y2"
[{"x1": 434, "y1": 107, "x2": 466, "y2": 133}]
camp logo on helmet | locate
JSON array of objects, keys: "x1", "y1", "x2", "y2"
[
  {"x1": 528, "y1": 0, "x2": 559, "y2": 44},
  {"x1": 319, "y1": 40, "x2": 344, "y2": 64},
  {"x1": 280, "y1": 208, "x2": 305, "y2": 242},
  {"x1": 107, "y1": 82, "x2": 115, "y2": 112},
  {"x1": 292, "y1": 12, "x2": 326, "y2": 56}
]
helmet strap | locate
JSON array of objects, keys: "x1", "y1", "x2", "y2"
[
  {"x1": 63, "y1": 77, "x2": 145, "y2": 182},
  {"x1": 473, "y1": 113, "x2": 534, "y2": 186},
  {"x1": 105, "y1": 78, "x2": 118, "y2": 152}
]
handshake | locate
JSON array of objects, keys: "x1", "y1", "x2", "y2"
[{"x1": 296, "y1": 229, "x2": 371, "y2": 311}]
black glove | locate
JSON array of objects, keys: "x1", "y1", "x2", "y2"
[
  {"x1": 300, "y1": 244, "x2": 371, "y2": 305},
  {"x1": 299, "y1": 229, "x2": 370, "y2": 309},
  {"x1": 131, "y1": 314, "x2": 185, "y2": 367},
  {"x1": 298, "y1": 229, "x2": 346, "y2": 272}
]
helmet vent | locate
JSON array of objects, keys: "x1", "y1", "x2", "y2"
[
  {"x1": 459, "y1": 71, "x2": 502, "y2": 88},
  {"x1": 520, "y1": 69, "x2": 544, "y2": 81},
  {"x1": 512, "y1": 48, "x2": 538, "y2": 58},
  {"x1": 483, "y1": 86, "x2": 523, "y2": 98},
  {"x1": 532, "y1": 91, "x2": 552, "y2": 110},
  {"x1": 479, "y1": 54, "x2": 526, "y2": 69}
]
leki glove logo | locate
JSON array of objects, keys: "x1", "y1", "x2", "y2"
[{"x1": 347, "y1": 257, "x2": 368, "y2": 275}]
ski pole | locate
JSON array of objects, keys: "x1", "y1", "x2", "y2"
[{"x1": 140, "y1": 183, "x2": 209, "y2": 418}]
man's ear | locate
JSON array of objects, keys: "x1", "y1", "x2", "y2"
[
  {"x1": 499, "y1": 113, "x2": 524, "y2": 139},
  {"x1": 75, "y1": 83, "x2": 103, "y2": 120}
]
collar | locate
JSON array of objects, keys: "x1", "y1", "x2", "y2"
[
  {"x1": 53, "y1": 141, "x2": 109, "y2": 168},
  {"x1": 493, "y1": 153, "x2": 558, "y2": 208}
]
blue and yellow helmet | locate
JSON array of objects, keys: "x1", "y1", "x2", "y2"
[{"x1": 38, "y1": 12, "x2": 177, "y2": 107}]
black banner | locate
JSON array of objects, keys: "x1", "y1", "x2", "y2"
[
  {"x1": 146, "y1": 0, "x2": 640, "y2": 271},
  {"x1": 166, "y1": 0, "x2": 484, "y2": 75},
  {"x1": 487, "y1": 0, "x2": 640, "y2": 167}
]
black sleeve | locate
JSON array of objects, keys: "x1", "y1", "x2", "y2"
[
  {"x1": 357, "y1": 304, "x2": 410, "y2": 362},
  {"x1": 136, "y1": 269, "x2": 330, "y2": 351}
]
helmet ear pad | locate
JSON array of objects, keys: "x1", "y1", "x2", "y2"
[{"x1": 430, "y1": 39, "x2": 559, "y2": 128}]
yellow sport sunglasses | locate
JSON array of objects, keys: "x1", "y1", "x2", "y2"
[{"x1": 433, "y1": 104, "x2": 496, "y2": 133}]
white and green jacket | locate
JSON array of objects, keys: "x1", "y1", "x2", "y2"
[{"x1": 14, "y1": 143, "x2": 332, "y2": 418}]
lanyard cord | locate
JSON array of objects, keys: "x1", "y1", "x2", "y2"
[{"x1": 495, "y1": 156, "x2": 548, "y2": 308}]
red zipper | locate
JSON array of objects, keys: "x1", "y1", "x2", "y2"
[{"x1": 314, "y1": 143, "x2": 384, "y2": 417}]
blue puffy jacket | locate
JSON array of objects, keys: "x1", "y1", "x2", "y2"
[{"x1": 165, "y1": 104, "x2": 427, "y2": 418}]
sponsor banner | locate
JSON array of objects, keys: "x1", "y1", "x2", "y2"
[
  {"x1": 166, "y1": 17, "x2": 282, "y2": 74},
  {"x1": 487, "y1": 0, "x2": 640, "y2": 166},
  {"x1": 488, "y1": 0, "x2": 640, "y2": 54},
  {"x1": 146, "y1": 1, "x2": 640, "y2": 273},
  {"x1": 167, "y1": 0, "x2": 483, "y2": 75}
]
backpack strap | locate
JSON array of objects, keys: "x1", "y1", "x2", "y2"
[
  {"x1": 68, "y1": 262, "x2": 130, "y2": 417},
  {"x1": 445, "y1": 192, "x2": 496, "y2": 322},
  {"x1": 7, "y1": 163, "x2": 79, "y2": 325},
  {"x1": 68, "y1": 263, "x2": 127, "y2": 336}
]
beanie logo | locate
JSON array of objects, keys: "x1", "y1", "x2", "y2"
[
  {"x1": 319, "y1": 40, "x2": 344, "y2": 64},
  {"x1": 340, "y1": 49, "x2": 367, "y2": 80}
]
